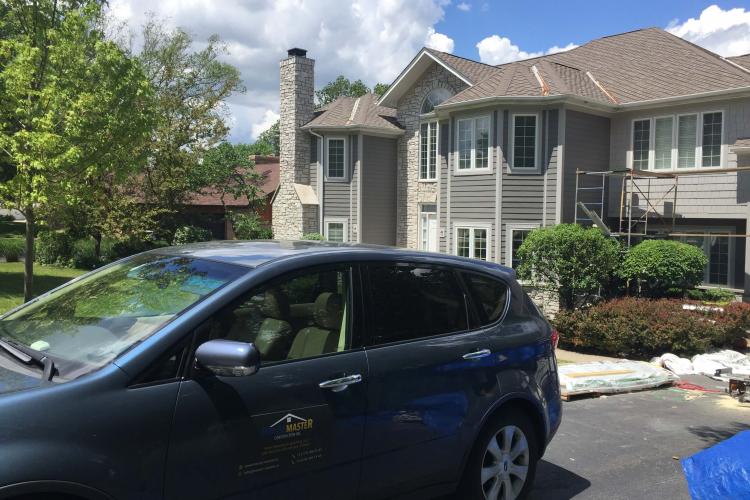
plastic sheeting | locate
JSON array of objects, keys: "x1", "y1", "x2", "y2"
[
  {"x1": 692, "y1": 350, "x2": 750, "y2": 378},
  {"x1": 681, "y1": 430, "x2": 750, "y2": 500},
  {"x1": 659, "y1": 353, "x2": 695, "y2": 375},
  {"x1": 558, "y1": 360, "x2": 677, "y2": 396}
]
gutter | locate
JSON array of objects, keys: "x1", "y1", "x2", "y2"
[{"x1": 302, "y1": 124, "x2": 405, "y2": 137}]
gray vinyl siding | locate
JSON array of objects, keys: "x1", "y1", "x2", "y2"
[
  {"x1": 351, "y1": 134, "x2": 358, "y2": 241},
  {"x1": 498, "y1": 108, "x2": 560, "y2": 265},
  {"x1": 607, "y1": 98, "x2": 750, "y2": 219},
  {"x1": 562, "y1": 110, "x2": 611, "y2": 224},
  {"x1": 322, "y1": 135, "x2": 356, "y2": 241},
  {"x1": 439, "y1": 119, "x2": 450, "y2": 253},
  {"x1": 361, "y1": 135, "x2": 397, "y2": 245}
]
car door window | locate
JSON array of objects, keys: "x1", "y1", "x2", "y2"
[
  {"x1": 462, "y1": 272, "x2": 510, "y2": 326},
  {"x1": 364, "y1": 263, "x2": 468, "y2": 345},
  {"x1": 209, "y1": 267, "x2": 352, "y2": 363}
]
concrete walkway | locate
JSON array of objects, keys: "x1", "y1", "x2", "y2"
[{"x1": 556, "y1": 348, "x2": 622, "y2": 363}]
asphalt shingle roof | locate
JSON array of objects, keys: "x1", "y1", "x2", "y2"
[{"x1": 304, "y1": 93, "x2": 402, "y2": 132}]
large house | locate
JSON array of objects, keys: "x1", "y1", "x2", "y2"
[{"x1": 271, "y1": 29, "x2": 750, "y2": 298}]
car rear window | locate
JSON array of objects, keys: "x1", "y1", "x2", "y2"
[
  {"x1": 365, "y1": 263, "x2": 468, "y2": 345},
  {"x1": 462, "y1": 272, "x2": 509, "y2": 326}
]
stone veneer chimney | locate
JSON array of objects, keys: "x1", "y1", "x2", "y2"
[{"x1": 272, "y1": 48, "x2": 317, "y2": 239}]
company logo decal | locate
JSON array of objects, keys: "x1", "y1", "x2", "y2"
[{"x1": 270, "y1": 413, "x2": 314, "y2": 433}]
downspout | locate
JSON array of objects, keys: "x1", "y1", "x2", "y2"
[{"x1": 310, "y1": 129, "x2": 324, "y2": 234}]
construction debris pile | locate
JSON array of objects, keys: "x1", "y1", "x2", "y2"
[{"x1": 653, "y1": 350, "x2": 750, "y2": 379}]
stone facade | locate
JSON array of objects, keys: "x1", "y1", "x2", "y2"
[
  {"x1": 395, "y1": 63, "x2": 467, "y2": 248},
  {"x1": 272, "y1": 51, "x2": 316, "y2": 240}
]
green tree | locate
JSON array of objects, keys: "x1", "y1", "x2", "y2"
[
  {"x1": 0, "y1": 0, "x2": 152, "y2": 301},
  {"x1": 373, "y1": 82, "x2": 390, "y2": 98},
  {"x1": 619, "y1": 239, "x2": 708, "y2": 297},
  {"x1": 254, "y1": 120, "x2": 279, "y2": 156},
  {"x1": 516, "y1": 224, "x2": 621, "y2": 309},
  {"x1": 135, "y1": 20, "x2": 244, "y2": 235}
]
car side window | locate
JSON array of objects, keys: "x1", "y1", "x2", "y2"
[
  {"x1": 462, "y1": 272, "x2": 510, "y2": 326},
  {"x1": 364, "y1": 263, "x2": 468, "y2": 345},
  {"x1": 208, "y1": 267, "x2": 352, "y2": 363}
]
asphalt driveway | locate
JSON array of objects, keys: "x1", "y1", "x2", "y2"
[{"x1": 530, "y1": 375, "x2": 750, "y2": 499}]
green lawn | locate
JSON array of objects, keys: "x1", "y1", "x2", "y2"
[{"x1": 0, "y1": 262, "x2": 86, "y2": 314}]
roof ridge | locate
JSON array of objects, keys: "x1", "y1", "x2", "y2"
[
  {"x1": 424, "y1": 47, "x2": 500, "y2": 70},
  {"x1": 656, "y1": 28, "x2": 750, "y2": 79}
]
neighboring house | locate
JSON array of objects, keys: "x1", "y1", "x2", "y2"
[
  {"x1": 188, "y1": 155, "x2": 279, "y2": 238},
  {"x1": 272, "y1": 29, "x2": 750, "y2": 298}
]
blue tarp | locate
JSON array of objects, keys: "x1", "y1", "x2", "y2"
[{"x1": 681, "y1": 430, "x2": 750, "y2": 500}]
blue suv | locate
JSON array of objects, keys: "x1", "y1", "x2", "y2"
[{"x1": 0, "y1": 241, "x2": 561, "y2": 500}]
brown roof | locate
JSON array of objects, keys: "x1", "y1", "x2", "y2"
[
  {"x1": 442, "y1": 28, "x2": 750, "y2": 107},
  {"x1": 187, "y1": 156, "x2": 279, "y2": 207},
  {"x1": 728, "y1": 53, "x2": 750, "y2": 71},
  {"x1": 304, "y1": 93, "x2": 402, "y2": 132},
  {"x1": 424, "y1": 48, "x2": 499, "y2": 84}
]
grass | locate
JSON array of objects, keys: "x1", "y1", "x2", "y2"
[{"x1": 0, "y1": 262, "x2": 86, "y2": 314}]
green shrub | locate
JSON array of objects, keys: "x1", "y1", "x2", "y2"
[
  {"x1": 553, "y1": 297, "x2": 750, "y2": 358},
  {"x1": 516, "y1": 224, "x2": 621, "y2": 309},
  {"x1": 36, "y1": 231, "x2": 73, "y2": 266},
  {"x1": 0, "y1": 214, "x2": 15, "y2": 222},
  {"x1": 106, "y1": 238, "x2": 167, "y2": 262},
  {"x1": 685, "y1": 287, "x2": 736, "y2": 304},
  {"x1": 302, "y1": 232, "x2": 325, "y2": 241},
  {"x1": 229, "y1": 212, "x2": 273, "y2": 240},
  {"x1": 0, "y1": 237, "x2": 24, "y2": 262},
  {"x1": 173, "y1": 226, "x2": 212, "y2": 245},
  {"x1": 620, "y1": 240, "x2": 707, "y2": 297},
  {"x1": 71, "y1": 238, "x2": 112, "y2": 270}
]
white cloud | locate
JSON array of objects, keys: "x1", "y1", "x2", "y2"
[
  {"x1": 251, "y1": 109, "x2": 280, "y2": 140},
  {"x1": 425, "y1": 27, "x2": 455, "y2": 53},
  {"x1": 457, "y1": 2, "x2": 471, "y2": 12},
  {"x1": 107, "y1": 0, "x2": 452, "y2": 143},
  {"x1": 476, "y1": 35, "x2": 577, "y2": 65},
  {"x1": 667, "y1": 4, "x2": 750, "y2": 57}
]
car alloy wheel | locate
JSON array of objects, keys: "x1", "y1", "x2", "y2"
[{"x1": 480, "y1": 425, "x2": 530, "y2": 500}]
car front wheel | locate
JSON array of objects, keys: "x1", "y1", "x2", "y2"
[{"x1": 461, "y1": 410, "x2": 538, "y2": 500}]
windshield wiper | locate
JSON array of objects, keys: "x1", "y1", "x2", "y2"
[{"x1": 0, "y1": 338, "x2": 57, "y2": 381}]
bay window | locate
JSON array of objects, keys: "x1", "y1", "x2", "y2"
[
  {"x1": 455, "y1": 225, "x2": 489, "y2": 260},
  {"x1": 420, "y1": 122, "x2": 438, "y2": 180},
  {"x1": 456, "y1": 116, "x2": 491, "y2": 172}
]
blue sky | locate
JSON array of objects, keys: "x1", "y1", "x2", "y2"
[{"x1": 108, "y1": 1, "x2": 750, "y2": 143}]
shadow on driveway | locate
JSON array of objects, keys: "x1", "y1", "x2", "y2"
[
  {"x1": 687, "y1": 421, "x2": 750, "y2": 446},
  {"x1": 530, "y1": 460, "x2": 591, "y2": 499}
]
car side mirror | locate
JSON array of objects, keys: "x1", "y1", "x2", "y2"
[{"x1": 195, "y1": 339, "x2": 260, "y2": 377}]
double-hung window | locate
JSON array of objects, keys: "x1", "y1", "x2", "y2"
[
  {"x1": 511, "y1": 114, "x2": 539, "y2": 171},
  {"x1": 325, "y1": 218, "x2": 347, "y2": 242},
  {"x1": 456, "y1": 116, "x2": 490, "y2": 172},
  {"x1": 631, "y1": 111, "x2": 723, "y2": 170},
  {"x1": 326, "y1": 137, "x2": 346, "y2": 180},
  {"x1": 455, "y1": 225, "x2": 488, "y2": 261},
  {"x1": 420, "y1": 122, "x2": 438, "y2": 180},
  {"x1": 506, "y1": 224, "x2": 537, "y2": 269}
]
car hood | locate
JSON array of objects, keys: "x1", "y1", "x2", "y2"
[{"x1": 0, "y1": 359, "x2": 41, "y2": 394}]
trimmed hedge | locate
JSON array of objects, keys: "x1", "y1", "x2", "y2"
[
  {"x1": 553, "y1": 297, "x2": 750, "y2": 358},
  {"x1": 620, "y1": 240, "x2": 707, "y2": 297},
  {"x1": 0, "y1": 237, "x2": 24, "y2": 262}
]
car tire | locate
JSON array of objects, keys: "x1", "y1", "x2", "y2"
[{"x1": 459, "y1": 409, "x2": 539, "y2": 500}]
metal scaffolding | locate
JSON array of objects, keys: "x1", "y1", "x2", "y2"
[{"x1": 573, "y1": 166, "x2": 750, "y2": 247}]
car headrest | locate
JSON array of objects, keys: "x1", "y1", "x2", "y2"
[
  {"x1": 313, "y1": 292, "x2": 343, "y2": 330},
  {"x1": 260, "y1": 290, "x2": 289, "y2": 320}
]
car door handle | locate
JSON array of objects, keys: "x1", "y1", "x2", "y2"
[
  {"x1": 319, "y1": 374, "x2": 363, "y2": 392},
  {"x1": 463, "y1": 349, "x2": 492, "y2": 360}
]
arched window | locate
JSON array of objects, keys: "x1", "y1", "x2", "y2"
[{"x1": 420, "y1": 88, "x2": 452, "y2": 114}]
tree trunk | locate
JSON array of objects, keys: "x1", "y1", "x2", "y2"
[
  {"x1": 94, "y1": 230, "x2": 102, "y2": 259},
  {"x1": 23, "y1": 207, "x2": 35, "y2": 303}
]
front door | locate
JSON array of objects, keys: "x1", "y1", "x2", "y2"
[
  {"x1": 420, "y1": 204, "x2": 438, "y2": 252},
  {"x1": 165, "y1": 265, "x2": 367, "y2": 500}
]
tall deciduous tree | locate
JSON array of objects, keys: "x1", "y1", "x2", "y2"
[
  {"x1": 0, "y1": 0, "x2": 153, "y2": 301},
  {"x1": 135, "y1": 20, "x2": 244, "y2": 234}
]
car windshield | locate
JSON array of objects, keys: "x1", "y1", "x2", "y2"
[{"x1": 0, "y1": 254, "x2": 247, "y2": 379}]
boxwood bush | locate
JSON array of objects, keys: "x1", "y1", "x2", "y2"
[
  {"x1": 553, "y1": 297, "x2": 749, "y2": 358},
  {"x1": 620, "y1": 240, "x2": 707, "y2": 297}
]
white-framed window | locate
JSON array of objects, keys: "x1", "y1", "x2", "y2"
[
  {"x1": 456, "y1": 116, "x2": 491, "y2": 173},
  {"x1": 506, "y1": 224, "x2": 538, "y2": 269},
  {"x1": 510, "y1": 113, "x2": 540, "y2": 172},
  {"x1": 630, "y1": 111, "x2": 724, "y2": 171},
  {"x1": 420, "y1": 121, "x2": 438, "y2": 180},
  {"x1": 421, "y1": 88, "x2": 453, "y2": 114},
  {"x1": 325, "y1": 137, "x2": 347, "y2": 180},
  {"x1": 324, "y1": 218, "x2": 348, "y2": 243},
  {"x1": 419, "y1": 204, "x2": 438, "y2": 252},
  {"x1": 454, "y1": 223, "x2": 490, "y2": 261}
]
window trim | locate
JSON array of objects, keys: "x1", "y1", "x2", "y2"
[
  {"x1": 506, "y1": 223, "x2": 539, "y2": 270},
  {"x1": 455, "y1": 115, "x2": 492, "y2": 175},
  {"x1": 453, "y1": 222, "x2": 492, "y2": 261},
  {"x1": 419, "y1": 121, "x2": 439, "y2": 182},
  {"x1": 325, "y1": 136, "x2": 348, "y2": 181},
  {"x1": 359, "y1": 261, "x2": 471, "y2": 349},
  {"x1": 629, "y1": 110, "x2": 725, "y2": 171},
  {"x1": 509, "y1": 113, "x2": 541, "y2": 174},
  {"x1": 418, "y1": 203, "x2": 438, "y2": 252},
  {"x1": 324, "y1": 217, "x2": 349, "y2": 243}
]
